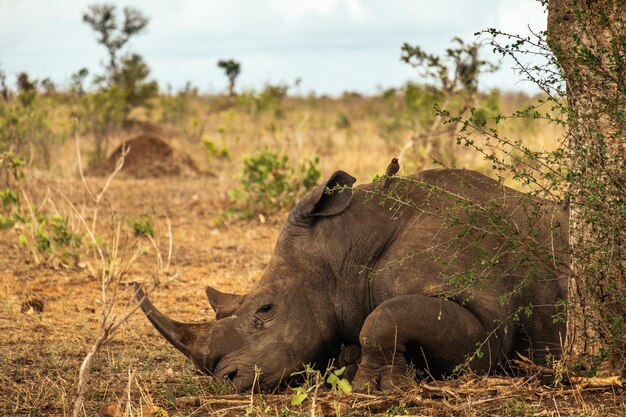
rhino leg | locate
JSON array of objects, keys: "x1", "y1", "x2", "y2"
[
  {"x1": 354, "y1": 295, "x2": 498, "y2": 390},
  {"x1": 336, "y1": 344, "x2": 361, "y2": 382}
]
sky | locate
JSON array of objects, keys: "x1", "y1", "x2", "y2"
[{"x1": 0, "y1": 0, "x2": 547, "y2": 96}]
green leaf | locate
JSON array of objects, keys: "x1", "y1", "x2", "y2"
[
  {"x1": 333, "y1": 366, "x2": 345, "y2": 377},
  {"x1": 326, "y1": 373, "x2": 338, "y2": 385},
  {"x1": 291, "y1": 393, "x2": 307, "y2": 406},
  {"x1": 337, "y1": 378, "x2": 352, "y2": 394}
]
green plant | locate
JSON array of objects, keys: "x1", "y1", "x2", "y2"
[
  {"x1": 159, "y1": 82, "x2": 195, "y2": 125},
  {"x1": 258, "y1": 83, "x2": 289, "y2": 117},
  {"x1": 0, "y1": 79, "x2": 58, "y2": 168},
  {"x1": 113, "y1": 53, "x2": 159, "y2": 114},
  {"x1": 2, "y1": 152, "x2": 84, "y2": 263},
  {"x1": 75, "y1": 87, "x2": 126, "y2": 162},
  {"x1": 0, "y1": 153, "x2": 24, "y2": 229},
  {"x1": 300, "y1": 157, "x2": 322, "y2": 190},
  {"x1": 130, "y1": 214, "x2": 154, "y2": 237},
  {"x1": 0, "y1": 150, "x2": 25, "y2": 180},
  {"x1": 501, "y1": 397, "x2": 533, "y2": 417},
  {"x1": 202, "y1": 137, "x2": 230, "y2": 160},
  {"x1": 50, "y1": 215, "x2": 83, "y2": 263},
  {"x1": 0, "y1": 188, "x2": 18, "y2": 229},
  {"x1": 289, "y1": 365, "x2": 352, "y2": 409},
  {"x1": 383, "y1": 403, "x2": 410, "y2": 416},
  {"x1": 399, "y1": 38, "x2": 499, "y2": 167},
  {"x1": 17, "y1": 213, "x2": 83, "y2": 265},
  {"x1": 289, "y1": 365, "x2": 322, "y2": 406},
  {"x1": 0, "y1": 188, "x2": 18, "y2": 208},
  {"x1": 228, "y1": 148, "x2": 321, "y2": 215},
  {"x1": 325, "y1": 367, "x2": 352, "y2": 395},
  {"x1": 236, "y1": 84, "x2": 290, "y2": 116},
  {"x1": 0, "y1": 214, "x2": 15, "y2": 229}
]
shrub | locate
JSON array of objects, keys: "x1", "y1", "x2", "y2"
[
  {"x1": 159, "y1": 82, "x2": 196, "y2": 125},
  {"x1": 0, "y1": 80, "x2": 58, "y2": 168},
  {"x1": 129, "y1": 214, "x2": 154, "y2": 237},
  {"x1": 236, "y1": 83, "x2": 289, "y2": 117},
  {"x1": 0, "y1": 188, "x2": 18, "y2": 229},
  {"x1": 74, "y1": 87, "x2": 126, "y2": 162},
  {"x1": 113, "y1": 53, "x2": 159, "y2": 114},
  {"x1": 228, "y1": 148, "x2": 321, "y2": 215},
  {"x1": 49, "y1": 215, "x2": 83, "y2": 263},
  {"x1": 18, "y1": 214, "x2": 83, "y2": 265}
]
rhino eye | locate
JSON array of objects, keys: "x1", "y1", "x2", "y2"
[
  {"x1": 252, "y1": 304, "x2": 276, "y2": 328},
  {"x1": 256, "y1": 304, "x2": 273, "y2": 314}
]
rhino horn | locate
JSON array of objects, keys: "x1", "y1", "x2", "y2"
[
  {"x1": 134, "y1": 283, "x2": 215, "y2": 371},
  {"x1": 205, "y1": 286, "x2": 244, "y2": 319}
]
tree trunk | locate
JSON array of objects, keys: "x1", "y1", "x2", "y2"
[{"x1": 547, "y1": 0, "x2": 625, "y2": 374}]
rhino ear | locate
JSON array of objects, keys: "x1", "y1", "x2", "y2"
[
  {"x1": 293, "y1": 170, "x2": 356, "y2": 221},
  {"x1": 205, "y1": 286, "x2": 244, "y2": 319}
]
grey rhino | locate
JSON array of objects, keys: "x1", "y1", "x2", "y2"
[{"x1": 135, "y1": 168, "x2": 569, "y2": 390}]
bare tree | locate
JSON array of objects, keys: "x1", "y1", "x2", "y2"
[
  {"x1": 70, "y1": 67, "x2": 90, "y2": 96},
  {"x1": 82, "y1": 3, "x2": 149, "y2": 82},
  {"x1": 399, "y1": 38, "x2": 498, "y2": 166}
]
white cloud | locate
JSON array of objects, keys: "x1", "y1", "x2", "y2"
[
  {"x1": 0, "y1": 0, "x2": 549, "y2": 94},
  {"x1": 269, "y1": 0, "x2": 367, "y2": 23},
  {"x1": 496, "y1": 1, "x2": 546, "y2": 35}
]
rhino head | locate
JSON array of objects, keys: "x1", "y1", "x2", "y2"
[{"x1": 135, "y1": 171, "x2": 360, "y2": 390}]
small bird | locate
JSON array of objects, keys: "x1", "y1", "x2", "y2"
[{"x1": 383, "y1": 157, "x2": 400, "y2": 189}]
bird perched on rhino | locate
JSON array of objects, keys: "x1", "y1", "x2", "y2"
[{"x1": 382, "y1": 157, "x2": 400, "y2": 189}]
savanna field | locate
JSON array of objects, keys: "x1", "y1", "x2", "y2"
[{"x1": 1, "y1": 88, "x2": 624, "y2": 416}]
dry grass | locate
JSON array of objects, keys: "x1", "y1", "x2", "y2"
[
  {"x1": 1, "y1": 93, "x2": 624, "y2": 416},
  {"x1": 42, "y1": 92, "x2": 563, "y2": 187}
]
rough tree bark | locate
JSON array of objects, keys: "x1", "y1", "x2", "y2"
[{"x1": 547, "y1": 0, "x2": 625, "y2": 374}]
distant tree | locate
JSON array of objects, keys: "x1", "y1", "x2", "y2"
[
  {"x1": 16, "y1": 72, "x2": 37, "y2": 93},
  {"x1": 0, "y1": 68, "x2": 8, "y2": 101},
  {"x1": 399, "y1": 38, "x2": 497, "y2": 166},
  {"x1": 82, "y1": 4, "x2": 157, "y2": 119},
  {"x1": 113, "y1": 53, "x2": 158, "y2": 112},
  {"x1": 217, "y1": 59, "x2": 241, "y2": 95},
  {"x1": 16, "y1": 72, "x2": 37, "y2": 107},
  {"x1": 70, "y1": 68, "x2": 90, "y2": 96},
  {"x1": 82, "y1": 3, "x2": 149, "y2": 82},
  {"x1": 41, "y1": 78, "x2": 56, "y2": 95}
]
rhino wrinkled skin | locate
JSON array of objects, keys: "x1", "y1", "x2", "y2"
[{"x1": 136, "y1": 169, "x2": 568, "y2": 390}]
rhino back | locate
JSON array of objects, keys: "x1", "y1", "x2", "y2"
[{"x1": 349, "y1": 169, "x2": 567, "y2": 357}]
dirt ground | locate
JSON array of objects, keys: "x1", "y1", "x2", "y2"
[{"x1": 1, "y1": 149, "x2": 625, "y2": 416}]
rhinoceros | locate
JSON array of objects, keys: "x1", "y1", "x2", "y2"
[{"x1": 135, "y1": 168, "x2": 568, "y2": 390}]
